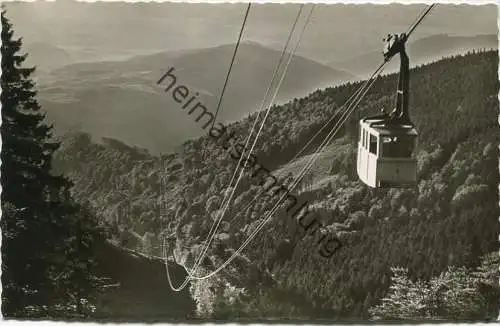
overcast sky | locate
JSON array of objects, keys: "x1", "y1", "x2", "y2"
[{"x1": 4, "y1": 1, "x2": 497, "y2": 63}]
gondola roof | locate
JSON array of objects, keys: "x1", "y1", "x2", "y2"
[{"x1": 360, "y1": 118, "x2": 418, "y2": 136}]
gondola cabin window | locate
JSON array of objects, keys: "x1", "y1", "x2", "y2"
[
  {"x1": 369, "y1": 133, "x2": 378, "y2": 154},
  {"x1": 380, "y1": 135, "x2": 416, "y2": 158}
]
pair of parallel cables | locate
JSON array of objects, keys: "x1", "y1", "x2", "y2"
[
  {"x1": 162, "y1": 3, "x2": 316, "y2": 291},
  {"x1": 162, "y1": 3, "x2": 437, "y2": 290}
]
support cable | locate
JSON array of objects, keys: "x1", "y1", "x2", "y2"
[{"x1": 211, "y1": 3, "x2": 252, "y2": 128}]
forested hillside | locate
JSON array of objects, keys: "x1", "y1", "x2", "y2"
[{"x1": 53, "y1": 50, "x2": 499, "y2": 320}]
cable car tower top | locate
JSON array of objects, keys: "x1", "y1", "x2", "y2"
[
  {"x1": 365, "y1": 32, "x2": 412, "y2": 129},
  {"x1": 383, "y1": 32, "x2": 411, "y2": 126}
]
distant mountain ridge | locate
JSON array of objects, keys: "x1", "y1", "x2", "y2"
[
  {"x1": 34, "y1": 33, "x2": 497, "y2": 155},
  {"x1": 328, "y1": 34, "x2": 498, "y2": 77},
  {"x1": 7, "y1": 1, "x2": 496, "y2": 69},
  {"x1": 37, "y1": 42, "x2": 355, "y2": 154}
]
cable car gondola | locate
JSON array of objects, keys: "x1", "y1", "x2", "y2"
[{"x1": 357, "y1": 33, "x2": 418, "y2": 188}]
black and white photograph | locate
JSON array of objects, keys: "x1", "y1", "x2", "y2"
[{"x1": 1, "y1": 0, "x2": 499, "y2": 322}]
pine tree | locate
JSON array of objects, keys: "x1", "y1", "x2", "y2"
[
  {"x1": 368, "y1": 267, "x2": 432, "y2": 320},
  {"x1": 472, "y1": 252, "x2": 500, "y2": 319},
  {"x1": 1, "y1": 8, "x2": 102, "y2": 318},
  {"x1": 369, "y1": 264, "x2": 495, "y2": 321}
]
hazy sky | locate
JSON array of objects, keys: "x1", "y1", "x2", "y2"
[{"x1": 5, "y1": 1, "x2": 497, "y2": 63}]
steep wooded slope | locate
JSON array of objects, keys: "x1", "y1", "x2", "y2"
[{"x1": 53, "y1": 50, "x2": 499, "y2": 319}]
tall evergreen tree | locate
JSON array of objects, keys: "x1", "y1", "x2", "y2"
[
  {"x1": 1, "y1": 8, "x2": 102, "y2": 318},
  {"x1": 369, "y1": 264, "x2": 496, "y2": 321}
]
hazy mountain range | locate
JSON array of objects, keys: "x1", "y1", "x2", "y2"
[
  {"x1": 37, "y1": 42, "x2": 354, "y2": 154},
  {"x1": 8, "y1": 1, "x2": 496, "y2": 67},
  {"x1": 36, "y1": 32, "x2": 497, "y2": 154},
  {"x1": 5, "y1": 1, "x2": 497, "y2": 153}
]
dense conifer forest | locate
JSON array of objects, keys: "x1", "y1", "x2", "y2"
[
  {"x1": 1, "y1": 6, "x2": 498, "y2": 320},
  {"x1": 52, "y1": 50, "x2": 499, "y2": 319},
  {"x1": 1, "y1": 8, "x2": 195, "y2": 320},
  {"x1": 1, "y1": 9, "x2": 107, "y2": 318}
]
